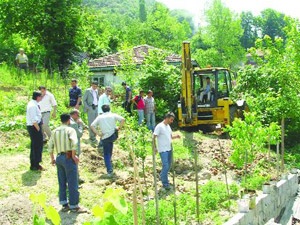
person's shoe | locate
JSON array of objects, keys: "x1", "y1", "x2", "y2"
[
  {"x1": 61, "y1": 204, "x2": 70, "y2": 212},
  {"x1": 30, "y1": 166, "x2": 38, "y2": 171},
  {"x1": 38, "y1": 165, "x2": 46, "y2": 171},
  {"x1": 70, "y1": 207, "x2": 88, "y2": 214},
  {"x1": 78, "y1": 178, "x2": 85, "y2": 184},
  {"x1": 163, "y1": 185, "x2": 171, "y2": 191}
]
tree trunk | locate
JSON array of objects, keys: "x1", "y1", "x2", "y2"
[{"x1": 281, "y1": 117, "x2": 285, "y2": 172}]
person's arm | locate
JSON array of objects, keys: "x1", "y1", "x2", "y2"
[
  {"x1": 69, "y1": 128, "x2": 79, "y2": 164},
  {"x1": 128, "y1": 90, "x2": 132, "y2": 102},
  {"x1": 90, "y1": 118, "x2": 101, "y2": 137},
  {"x1": 48, "y1": 133, "x2": 55, "y2": 165},
  {"x1": 28, "y1": 106, "x2": 40, "y2": 131},
  {"x1": 117, "y1": 118, "x2": 125, "y2": 131},
  {"x1": 172, "y1": 134, "x2": 181, "y2": 139},
  {"x1": 75, "y1": 97, "x2": 81, "y2": 109}
]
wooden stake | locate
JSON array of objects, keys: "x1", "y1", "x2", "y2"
[
  {"x1": 152, "y1": 142, "x2": 160, "y2": 225},
  {"x1": 194, "y1": 142, "x2": 200, "y2": 223},
  {"x1": 171, "y1": 148, "x2": 177, "y2": 225}
]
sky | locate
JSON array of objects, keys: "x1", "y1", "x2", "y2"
[{"x1": 157, "y1": 0, "x2": 300, "y2": 26}]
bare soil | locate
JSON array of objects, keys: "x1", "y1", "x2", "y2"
[{"x1": 0, "y1": 129, "x2": 248, "y2": 225}]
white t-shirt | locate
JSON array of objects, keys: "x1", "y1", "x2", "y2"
[
  {"x1": 91, "y1": 112, "x2": 124, "y2": 140},
  {"x1": 153, "y1": 121, "x2": 172, "y2": 153},
  {"x1": 39, "y1": 91, "x2": 57, "y2": 112}
]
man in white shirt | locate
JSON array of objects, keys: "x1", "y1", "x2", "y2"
[
  {"x1": 98, "y1": 86, "x2": 113, "y2": 114},
  {"x1": 26, "y1": 91, "x2": 44, "y2": 171},
  {"x1": 91, "y1": 105, "x2": 125, "y2": 177},
  {"x1": 38, "y1": 86, "x2": 57, "y2": 142},
  {"x1": 83, "y1": 81, "x2": 99, "y2": 145},
  {"x1": 152, "y1": 112, "x2": 180, "y2": 190}
]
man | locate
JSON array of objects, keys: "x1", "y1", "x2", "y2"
[
  {"x1": 15, "y1": 48, "x2": 28, "y2": 71},
  {"x1": 152, "y1": 112, "x2": 180, "y2": 190},
  {"x1": 38, "y1": 86, "x2": 57, "y2": 143},
  {"x1": 82, "y1": 81, "x2": 99, "y2": 145},
  {"x1": 199, "y1": 77, "x2": 211, "y2": 103},
  {"x1": 98, "y1": 86, "x2": 113, "y2": 114},
  {"x1": 121, "y1": 82, "x2": 132, "y2": 115},
  {"x1": 91, "y1": 105, "x2": 125, "y2": 177},
  {"x1": 144, "y1": 90, "x2": 156, "y2": 131},
  {"x1": 69, "y1": 79, "x2": 82, "y2": 109},
  {"x1": 132, "y1": 90, "x2": 145, "y2": 125},
  {"x1": 26, "y1": 91, "x2": 44, "y2": 171},
  {"x1": 48, "y1": 113, "x2": 87, "y2": 213},
  {"x1": 69, "y1": 109, "x2": 85, "y2": 184}
]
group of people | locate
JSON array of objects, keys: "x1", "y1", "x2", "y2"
[
  {"x1": 121, "y1": 82, "x2": 156, "y2": 131},
  {"x1": 26, "y1": 79, "x2": 179, "y2": 213}
]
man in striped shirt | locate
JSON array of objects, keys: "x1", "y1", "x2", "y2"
[{"x1": 48, "y1": 114, "x2": 87, "y2": 213}]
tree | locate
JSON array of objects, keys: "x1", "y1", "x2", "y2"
[
  {"x1": 240, "y1": 11, "x2": 259, "y2": 49},
  {"x1": 235, "y1": 18, "x2": 300, "y2": 170},
  {"x1": 257, "y1": 9, "x2": 287, "y2": 41},
  {"x1": 139, "y1": 0, "x2": 147, "y2": 22},
  {"x1": 192, "y1": 0, "x2": 245, "y2": 68},
  {"x1": 0, "y1": 0, "x2": 82, "y2": 73}
]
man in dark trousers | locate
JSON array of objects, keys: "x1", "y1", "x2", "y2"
[
  {"x1": 121, "y1": 82, "x2": 132, "y2": 115},
  {"x1": 26, "y1": 91, "x2": 44, "y2": 171}
]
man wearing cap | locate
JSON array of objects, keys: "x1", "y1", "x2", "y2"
[
  {"x1": 121, "y1": 82, "x2": 132, "y2": 115},
  {"x1": 15, "y1": 48, "x2": 28, "y2": 72},
  {"x1": 83, "y1": 81, "x2": 99, "y2": 145},
  {"x1": 38, "y1": 86, "x2": 57, "y2": 143}
]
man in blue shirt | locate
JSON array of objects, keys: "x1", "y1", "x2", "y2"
[
  {"x1": 121, "y1": 82, "x2": 132, "y2": 115},
  {"x1": 69, "y1": 79, "x2": 82, "y2": 109}
]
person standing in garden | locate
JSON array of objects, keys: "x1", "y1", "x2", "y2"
[
  {"x1": 26, "y1": 91, "x2": 44, "y2": 171},
  {"x1": 69, "y1": 79, "x2": 82, "y2": 109},
  {"x1": 49, "y1": 113, "x2": 87, "y2": 213},
  {"x1": 38, "y1": 86, "x2": 57, "y2": 143},
  {"x1": 121, "y1": 82, "x2": 132, "y2": 115},
  {"x1": 82, "y1": 81, "x2": 99, "y2": 146},
  {"x1": 98, "y1": 86, "x2": 113, "y2": 114},
  {"x1": 132, "y1": 90, "x2": 145, "y2": 125},
  {"x1": 144, "y1": 90, "x2": 156, "y2": 131},
  {"x1": 152, "y1": 112, "x2": 180, "y2": 190},
  {"x1": 69, "y1": 109, "x2": 85, "y2": 184},
  {"x1": 15, "y1": 48, "x2": 28, "y2": 72},
  {"x1": 90, "y1": 105, "x2": 125, "y2": 177}
]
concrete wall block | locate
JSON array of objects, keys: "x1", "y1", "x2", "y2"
[{"x1": 223, "y1": 213, "x2": 244, "y2": 225}]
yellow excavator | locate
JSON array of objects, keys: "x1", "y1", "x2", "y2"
[{"x1": 178, "y1": 41, "x2": 248, "y2": 131}]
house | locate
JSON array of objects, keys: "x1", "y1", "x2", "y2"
[{"x1": 88, "y1": 44, "x2": 199, "y2": 87}]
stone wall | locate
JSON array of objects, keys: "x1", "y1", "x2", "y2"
[{"x1": 224, "y1": 174, "x2": 298, "y2": 225}]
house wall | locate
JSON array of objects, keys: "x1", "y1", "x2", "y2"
[{"x1": 90, "y1": 71, "x2": 123, "y2": 87}]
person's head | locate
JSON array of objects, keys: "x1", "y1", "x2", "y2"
[
  {"x1": 105, "y1": 86, "x2": 112, "y2": 95},
  {"x1": 19, "y1": 48, "x2": 24, "y2": 54},
  {"x1": 38, "y1": 86, "x2": 47, "y2": 96},
  {"x1": 121, "y1": 82, "x2": 126, "y2": 89},
  {"x1": 147, "y1": 90, "x2": 153, "y2": 97},
  {"x1": 102, "y1": 104, "x2": 110, "y2": 113},
  {"x1": 71, "y1": 79, "x2": 77, "y2": 88},
  {"x1": 70, "y1": 109, "x2": 80, "y2": 119},
  {"x1": 206, "y1": 77, "x2": 210, "y2": 84},
  {"x1": 139, "y1": 90, "x2": 144, "y2": 96},
  {"x1": 32, "y1": 91, "x2": 42, "y2": 102},
  {"x1": 60, "y1": 113, "x2": 71, "y2": 124},
  {"x1": 91, "y1": 81, "x2": 98, "y2": 90},
  {"x1": 164, "y1": 112, "x2": 175, "y2": 124}
]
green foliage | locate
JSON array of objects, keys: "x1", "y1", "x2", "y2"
[
  {"x1": 241, "y1": 173, "x2": 270, "y2": 190},
  {"x1": 30, "y1": 193, "x2": 61, "y2": 225},
  {"x1": 84, "y1": 188, "x2": 128, "y2": 225},
  {"x1": 200, "y1": 181, "x2": 239, "y2": 213},
  {"x1": 226, "y1": 112, "x2": 280, "y2": 168}
]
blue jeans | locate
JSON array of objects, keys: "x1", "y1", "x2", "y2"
[
  {"x1": 56, "y1": 154, "x2": 79, "y2": 209},
  {"x1": 159, "y1": 150, "x2": 172, "y2": 187},
  {"x1": 137, "y1": 110, "x2": 144, "y2": 125},
  {"x1": 146, "y1": 112, "x2": 155, "y2": 131},
  {"x1": 102, "y1": 140, "x2": 113, "y2": 173}
]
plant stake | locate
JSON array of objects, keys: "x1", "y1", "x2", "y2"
[
  {"x1": 171, "y1": 146, "x2": 177, "y2": 225},
  {"x1": 152, "y1": 141, "x2": 160, "y2": 225},
  {"x1": 194, "y1": 142, "x2": 200, "y2": 223}
]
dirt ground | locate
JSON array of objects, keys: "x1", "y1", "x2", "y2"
[{"x1": 0, "y1": 129, "x2": 239, "y2": 225}]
